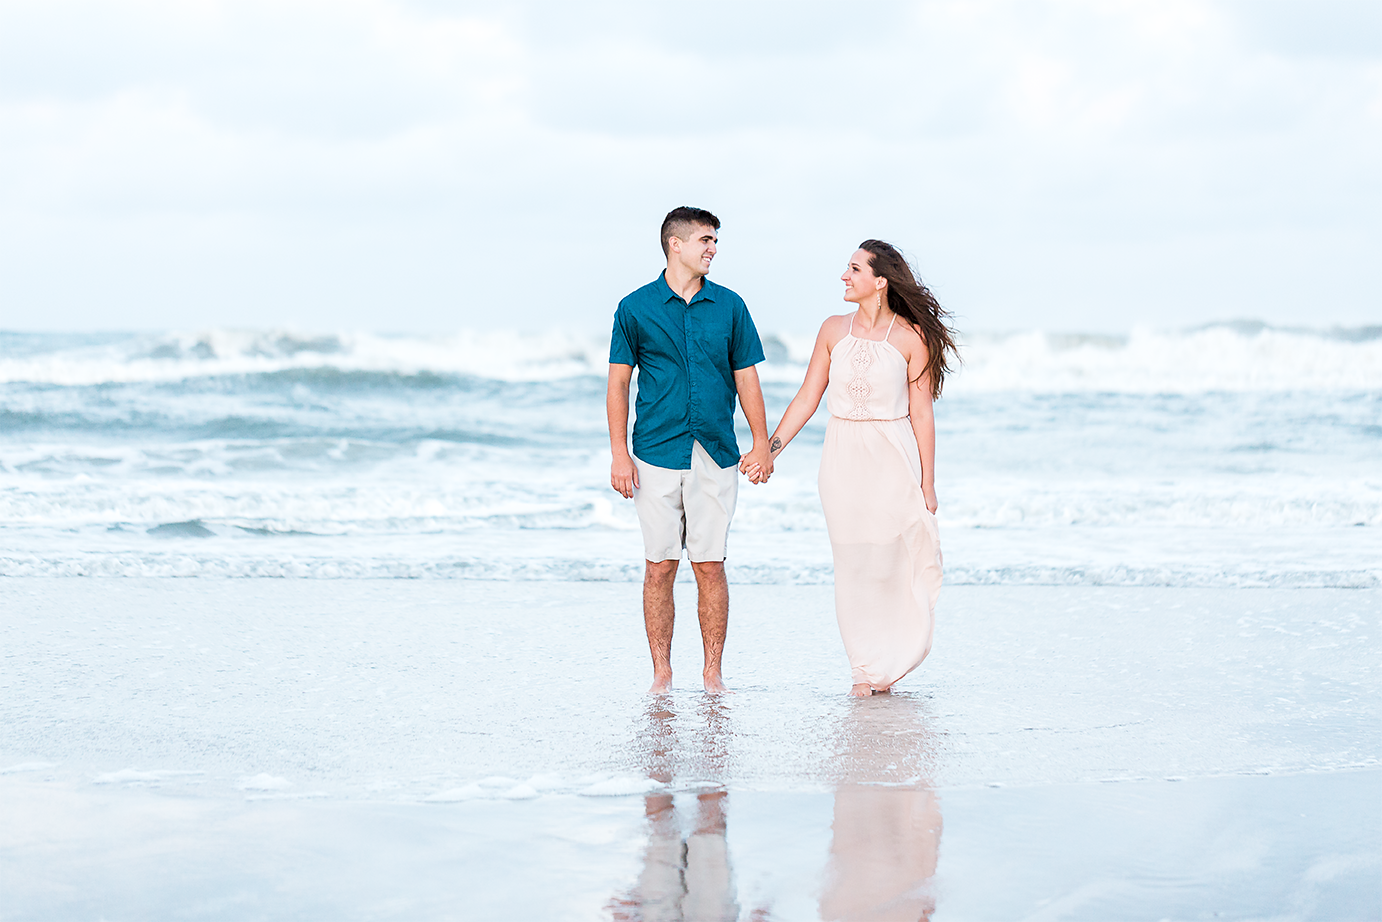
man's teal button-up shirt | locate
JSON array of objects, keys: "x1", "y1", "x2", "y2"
[{"x1": 610, "y1": 272, "x2": 765, "y2": 470}]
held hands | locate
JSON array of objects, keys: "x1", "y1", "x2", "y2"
[
  {"x1": 739, "y1": 443, "x2": 775, "y2": 485},
  {"x1": 611, "y1": 453, "x2": 639, "y2": 499}
]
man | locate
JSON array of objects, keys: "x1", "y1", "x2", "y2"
[{"x1": 608, "y1": 206, "x2": 771, "y2": 694}]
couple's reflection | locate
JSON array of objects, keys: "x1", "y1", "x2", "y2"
[
  {"x1": 608, "y1": 698, "x2": 740, "y2": 921},
  {"x1": 608, "y1": 786, "x2": 739, "y2": 921},
  {"x1": 608, "y1": 694, "x2": 941, "y2": 921}
]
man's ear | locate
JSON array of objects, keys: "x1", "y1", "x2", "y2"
[{"x1": 668, "y1": 236, "x2": 682, "y2": 255}]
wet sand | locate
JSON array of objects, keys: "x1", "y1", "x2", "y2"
[
  {"x1": 3, "y1": 771, "x2": 1376, "y2": 920},
  {"x1": 1, "y1": 579, "x2": 1378, "y2": 919}
]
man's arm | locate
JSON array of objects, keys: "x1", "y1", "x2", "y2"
[
  {"x1": 734, "y1": 365, "x2": 772, "y2": 482},
  {"x1": 607, "y1": 363, "x2": 638, "y2": 498}
]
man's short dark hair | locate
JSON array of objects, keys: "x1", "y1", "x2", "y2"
[{"x1": 660, "y1": 207, "x2": 721, "y2": 258}]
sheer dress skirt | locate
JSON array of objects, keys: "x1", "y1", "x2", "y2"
[{"x1": 818, "y1": 415, "x2": 943, "y2": 689}]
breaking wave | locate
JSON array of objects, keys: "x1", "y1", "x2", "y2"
[{"x1": 1, "y1": 322, "x2": 1379, "y2": 392}]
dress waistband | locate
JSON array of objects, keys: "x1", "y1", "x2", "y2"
[{"x1": 830, "y1": 414, "x2": 910, "y2": 423}]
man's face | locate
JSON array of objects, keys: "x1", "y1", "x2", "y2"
[{"x1": 671, "y1": 224, "x2": 717, "y2": 277}]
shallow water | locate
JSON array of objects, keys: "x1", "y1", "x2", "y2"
[{"x1": 3, "y1": 581, "x2": 1376, "y2": 795}]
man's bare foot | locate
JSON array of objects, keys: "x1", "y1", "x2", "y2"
[
  {"x1": 703, "y1": 671, "x2": 731, "y2": 694},
  {"x1": 849, "y1": 683, "x2": 872, "y2": 697},
  {"x1": 648, "y1": 673, "x2": 673, "y2": 695}
]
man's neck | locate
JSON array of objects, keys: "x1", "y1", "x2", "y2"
[{"x1": 664, "y1": 263, "x2": 705, "y2": 304}]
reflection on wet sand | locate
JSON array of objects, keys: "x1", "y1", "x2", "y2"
[
  {"x1": 607, "y1": 788, "x2": 741, "y2": 922},
  {"x1": 609, "y1": 694, "x2": 942, "y2": 921},
  {"x1": 821, "y1": 693, "x2": 943, "y2": 920},
  {"x1": 820, "y1": 785, "x2": 941, "y2": 921},
  {"x1": 608, "y1": 700, "x2": 742, "y2": 921}
]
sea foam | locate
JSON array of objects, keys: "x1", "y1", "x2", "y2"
[{"x1": 1, "y1": 323, "x2": 1378, "y2": 392}]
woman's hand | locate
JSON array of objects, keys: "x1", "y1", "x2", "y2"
[{"x1": 922, "y1": 484, "x2": 938, "y2": 515}]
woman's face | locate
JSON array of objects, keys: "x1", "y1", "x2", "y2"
[{"x1": 841, "y1": 249, "x2": 883, "y2": 305}]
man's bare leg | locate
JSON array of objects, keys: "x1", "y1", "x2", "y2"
[
  {"x1": 644, "y1": 559, "x2": 678, "y2": 694},
  {"x1": 690, "y1": 560, "x2": 729, "y2": 693}
]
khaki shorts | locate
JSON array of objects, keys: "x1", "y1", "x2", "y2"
[{"x1": 633, "y1": 441, "x2": 739, "y2": 563}]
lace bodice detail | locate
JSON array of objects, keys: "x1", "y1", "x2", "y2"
[{"x1": 826, "y1": 316, "x2": 910, "y2": 421}]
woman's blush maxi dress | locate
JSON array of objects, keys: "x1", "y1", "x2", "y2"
[{"x1": 818, "y1": 315, "x2": 944, "y2": 691}]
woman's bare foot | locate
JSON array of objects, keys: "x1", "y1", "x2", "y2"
[
  {"x1": 703, "y1": 670, "x2": 731, "y2": 694},
  {"x1": 648, "y1": 672, "x2": 673, "y2": 695},
  {"x1": 849, "y1": 683, "x2": 893, "y2": 696}
]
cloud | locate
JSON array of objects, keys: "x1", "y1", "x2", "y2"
[
  {"x1": 1224, "y1": 0, "x2": 1382, "y2": 59},
  {"x1": 0, "y1": 0, "x2": 1377, "y2": 333}
]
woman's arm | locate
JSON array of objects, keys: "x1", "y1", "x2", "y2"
[
  {"x1": 905, "y1": 336, "x2": 939, "y2": 514},
  {"x1": 742, "y1": 318, "x2": 839, "y2": 482}
]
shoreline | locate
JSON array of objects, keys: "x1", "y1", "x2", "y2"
[{"x1": 4, "y1": 520, "x2": 1380, "y2": 587}]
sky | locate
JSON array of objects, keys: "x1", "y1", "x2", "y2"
[{"x1": 0, "y1": 0, "x2": 1378, "y2": 336}]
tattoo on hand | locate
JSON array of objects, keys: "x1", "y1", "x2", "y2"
[{"x1": 769, "y1": 437, "x2": 782, "y2": 454}]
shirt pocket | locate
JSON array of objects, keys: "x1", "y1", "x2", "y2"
[{"x1": 693, "y1": 319, "x2": 732, "y2": 361}]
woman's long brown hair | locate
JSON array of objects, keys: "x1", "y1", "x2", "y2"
[{"x1": 859, "y1": 239, "x2": 960, "y2": 399}]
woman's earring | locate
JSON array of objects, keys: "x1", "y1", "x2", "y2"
[{"x1": 876, "y1": 292, "x2": 882, "y2": 312}]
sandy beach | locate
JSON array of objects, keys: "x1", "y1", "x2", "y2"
[{"x1": 3, "y1": 579, "x2": 1377, "y2": 919}]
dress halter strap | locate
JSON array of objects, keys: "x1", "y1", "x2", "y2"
[{"x1": 849, "y1": 310, "x2": 895, "y2": 342}]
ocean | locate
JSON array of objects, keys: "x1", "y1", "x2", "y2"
[{"x1": 2, "y1": 322, "x2": 1378, "y2": 586}]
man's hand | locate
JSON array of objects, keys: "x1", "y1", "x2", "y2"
[
  {"x1": 611, "y1": 452, "x2": 639, "y2": 499},
  {"x1": 740, "y1": 444, "x2": 773, "y2": 484}
]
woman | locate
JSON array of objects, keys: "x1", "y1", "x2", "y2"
[{"x1": 744, "y1": 241, "x2": 958, "y2": 696}]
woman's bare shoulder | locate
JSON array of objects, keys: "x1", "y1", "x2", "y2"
[
  {"x1": 819, "y1": 312, "x2": 853, "y2": 343},
  {"x1": 889, "y1": 317, "x2": 929, "y2": 359}
]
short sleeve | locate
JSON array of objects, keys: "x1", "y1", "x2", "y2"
[
  {"x1": 609, "y1": 303, "x2": 637, "y2": 366},
  {"x1": 728, "y1": 297, "x2": 766, "y2": 370}
]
